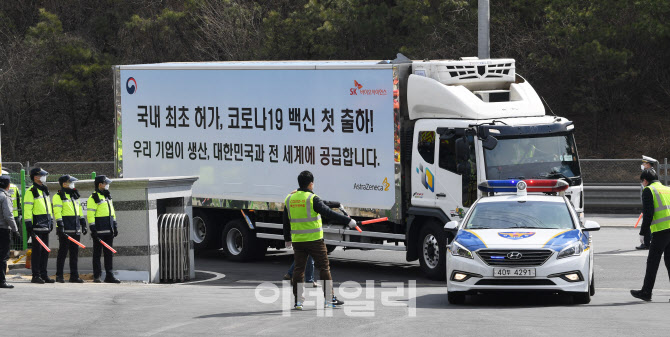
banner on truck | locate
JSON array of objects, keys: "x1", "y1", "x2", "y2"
[{"x1": 119, "y1": 66, "x2": 395, "y2": 209}]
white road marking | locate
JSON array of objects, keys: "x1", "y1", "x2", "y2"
[
  {"x1": 140, "y1": 322, "x2": 193, "y2": 336},
  {"x1": 177, "y1": 270, "x2": 226, "y2": 285}
]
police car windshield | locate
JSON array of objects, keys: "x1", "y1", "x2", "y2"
[
  {"x1": 465, "y1": 201, "x2": 575, "y2": 230},
  {"x1": 483, "y1": 135, "x2": 581, "y2": 183}
]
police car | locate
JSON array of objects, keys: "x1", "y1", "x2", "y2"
[{"x1": 445, "y1": 179, "x2": 599, "y2": 305}]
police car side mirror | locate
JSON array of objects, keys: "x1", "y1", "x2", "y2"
[
  {"x1": 444, "y1": 221, "x2": 459, "y2": 232},
  {"x1": 582, "y1": 220, "x2": 600, "y2": 231}
]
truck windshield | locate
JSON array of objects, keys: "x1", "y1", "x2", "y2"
[
  {"x1": 465, "y1": 201, "x2": 575, "y2": 229},
  {"x1": 483, "y1": 134, "x2": 580, "y2": 182}
]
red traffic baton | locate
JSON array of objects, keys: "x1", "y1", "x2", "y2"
[
  {"x1": 66, "y1": 234, "x2": 86, "y2": 249},
  {"x1": 355, "y1": 226, "x2": 362, "y2": 233},
  {"x1": 360, "y1": 217, "x2": 388, "y2": 225},
  {"x1": 34, "y1": 235, "x2": 51, "y2": 253},
  {"x1": 634, "y1": 213, "x2": 643, "y2": 228},
  {"x1": 99, "y1": 239, "x2": 117, "y2": 254}
]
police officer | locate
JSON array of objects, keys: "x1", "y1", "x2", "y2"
[
  {"x1": 636, "y1": 156, "x2": 658, "y2": 250},
  {"x1": 631, "y1": 169, "x2": 670, "y2": 301},
  {"x1": 1, "y1": 169, "x2": 21, "y2": 231},
  {"x1": 283, "y1": 170, "x2": 357, "y2": 310},
  {"x1": 53, "y1": 175, "x2": 87, "y2": 283},
  {"x1": 24, "y1": 168, "x2": 55, "y2": 284},
  {"x1": 88, "y1": 175, "x2": 120, "y2": 283},
  {"x1": 0, "y1": 174, "x2": 19, "y2": 289}
]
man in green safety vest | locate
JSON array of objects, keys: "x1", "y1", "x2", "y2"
[
  {"x1": 87, "y1": 175, "x2": 120, "y2": 284},
  {"x1": 24, "y1": 168, "x2": 55, "y2": 284},
  {"x1": 631, "y1": 169, "x2": 670, "y2": 301},
  {"x1": 54, "y1": 175, "x2": 87, "y2": 283},
  {"x1": 283, "y1": 170, "x2": 359, "y2": 310}
]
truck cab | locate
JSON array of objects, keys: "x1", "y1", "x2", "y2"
[{"x1": 401, "y1": 58, "x2": 582, "y2": 279}]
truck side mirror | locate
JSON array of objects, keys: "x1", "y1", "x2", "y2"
[
  {"x1": 455, "y1": 137, "x2": 469, "y2": 161},
  {"x1": 482, "y1": 136, "x2": 498, "y2": 150}
]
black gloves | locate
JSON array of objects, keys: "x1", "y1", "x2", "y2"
[
  {"x1": 80, "y1": 218, "x2": 88, "y2": 235},
  {"x1": 56, "y1": 223, "x2": 65, "y2": 239},
  {"x1": 113, "y1": 221, "x2": 118, "y2": 237},
  {"x1": 25, "y1": 220, "x2": 33, "y2": 237}
]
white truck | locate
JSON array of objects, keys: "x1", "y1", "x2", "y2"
[{"x1": 113, "y1": 55, "x2": 583, "y2": 279}]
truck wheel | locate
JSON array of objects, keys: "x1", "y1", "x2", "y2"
[
  {"x1": 222, "y1": 219, "x2": 256, "y2": 261},
  {"x1": 418, "y1": 221, "x2": 447, "y2": 280},
  {"x1": 193, "y1": 213, "x2": 220, "y2": 251},
  {"x1": 447, "y1": 291, "x2": 466, "y2": 305}
]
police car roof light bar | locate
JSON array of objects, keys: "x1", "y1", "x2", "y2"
[{"x1": 478, "y1": 179, "x2": 569, "y2": 194}]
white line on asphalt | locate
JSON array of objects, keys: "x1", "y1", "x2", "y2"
[
  {"x1": 597, "y1": 287, "x2": 670, "y2": 292},
  {"x1": 140, "y1": 322, "x2": 194, "y2": 336},
  {"x1": 178, "y1": 270, "x2": 226, "y2": 285}
]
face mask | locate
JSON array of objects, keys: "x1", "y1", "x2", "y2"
[
  {"x1": 39, "y1": 176, "x2": 47, "y2": 183},
  {"x1": 104, "y1": 184, "x2": 110, "y2": 190},
  {"x1": 70, "y1": 182, "x2": 76, "y2": 189}
]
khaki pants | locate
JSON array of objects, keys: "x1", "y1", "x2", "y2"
[{"x1": 292, "y1": 239, "x2": 332, "y2": 304}]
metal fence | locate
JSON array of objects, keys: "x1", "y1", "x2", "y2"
[{"x1": 581, "y1": 159, "x2": 668, "y2": 185}]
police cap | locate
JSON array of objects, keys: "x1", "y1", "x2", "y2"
[
  {"x1": 94, "y1": 175, "x2": 112, "y2": 186},
  {"x1": 58, "y1": 175, "x2": 79, "y2": 186},
  {"x1": 29, "y1": 167, "x2": 48, "y2": 179}
]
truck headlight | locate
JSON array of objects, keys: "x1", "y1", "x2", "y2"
[
  {"x1": 557, "y1": 241, "x2": 583, "y2": 259},
  {"x1": 450, "y1": 241, "x2": 473, "y2": 259}
]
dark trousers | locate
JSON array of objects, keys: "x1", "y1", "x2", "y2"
[
  {"x1": 292, "y1": 239, "x2": 332, "y2": 304},
  {"x1": 31, "y1": 232, "x2": 50, "y2": 278},
  {"x1": 642, "y1": 229, "x2": 670, "y2": 293},
  {"x1": 92, "y1": 235, "x2": 114, "y2": 279},
  {"x1": 0, "y1": 229, "x2": 10, "y2": 282},
  {"x1": 642, "y1": 225, "x2": 652, "y2": 247},
  {"x1": 56, "y1": 234, "x2": 80, "y2": 278}
]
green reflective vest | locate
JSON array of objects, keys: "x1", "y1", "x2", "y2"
[
  {"x1": 53, "y1": 191, "x2": 84, "y2": 233},
  {"x1": 87, "y1": 192, "x2": 116, "y2": 234},
  {"x1": 9, "y1": 184, "x2": 20, "y2": 218},
  {"x1": 285, "y1": 191, "x2": 323, "y2": 242},
  {"x1": 646, "y1": 182, "x2": 670, "y2": 233},
  {"x1": 23, "y1": 185, "x2": 54, "y2": 231}
]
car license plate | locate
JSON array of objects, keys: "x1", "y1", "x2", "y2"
[{"x1": 493, "y1": 268, "x2": 536, "y2": 277}]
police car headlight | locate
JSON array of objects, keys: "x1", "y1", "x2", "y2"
[
  {"x1": 450, "y1": 241, "x2": 473, "y2": 259},
  {"x1": 557, "y1": 241, "x2": 584, "y2": 259}
]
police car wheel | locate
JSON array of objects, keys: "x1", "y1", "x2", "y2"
[
  {"x1": 222, "y1": 219, "x2": 256, "y2": 261},
  {"x1": 418, "y1": 221, "x2": 448, "y2": 280},
  {"x1": 447, "y1": 291, "x2": 466, "y2": 305},
  {"x1": 573, "y1": 291, "x2": 591, "y2": 305}
]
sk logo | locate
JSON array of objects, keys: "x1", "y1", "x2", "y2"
[
  {"x1": 350, "y1": 80, "x2": 363, "y2": 95},
  {"x1": 498, "y1": 232, "x2": 536, "y2": 240}
]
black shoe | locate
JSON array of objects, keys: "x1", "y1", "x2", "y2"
[
  {"x1": 69, "y1": 277, "x2": 84, "y2": 283},
  {"x1": 93, "y1": 278, "x2": 102, "y2": 283},
  {"x1": 0, "y1": 281, "x2": 14, "y2": 289},
  {"x1": 635, "y1": 244, "x2": 649, "y2": 250},
  {"x1": 31, "y1": 276, "x2": 45, "y2": 284},
  {"x1": 630, "y1": 289, "x2": 652, "y2": 301},
  {"x1": 42, "y1": 277, "x2": 55, "y2": 283},
  {"x1": 104, "y1": 277, "x2": 121, "y2": 284},
  {"x1": 56, "y1": 276, "x2": 65, "y2": 283},
  {"x1": 331, "y1": 296, "x2": 345, "y2": 306}
]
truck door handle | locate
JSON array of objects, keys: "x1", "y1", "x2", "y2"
[{"x1": 436, "y1": 193, "x2": 446, "y2": 198}]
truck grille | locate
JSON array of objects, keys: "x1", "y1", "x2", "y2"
[{"x1": 477, "y1": 249, "x2": 553, "y2": 266}]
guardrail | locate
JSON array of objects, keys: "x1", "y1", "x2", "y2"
[{"x1": 583, "y1": 185, "x2": 641, "y2": 211}]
